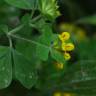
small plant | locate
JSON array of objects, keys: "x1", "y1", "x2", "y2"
[
  {"x1": 0, "y1": 0, "x2": 96, "y2": 96},
  {"x1": 0, "y1": 0, "x2": 74, "y2": 90}
]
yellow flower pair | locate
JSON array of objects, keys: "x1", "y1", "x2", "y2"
[{"x1": 59, "y1": 32, "x2": 74, "y2": 51}]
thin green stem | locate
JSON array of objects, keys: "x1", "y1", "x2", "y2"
[
  {"x1": 30, "y1": 10, "x2": 35, "y2": 19},
  {"x1": 7, "y1": 35, "x2": 13, "y2": 49},
  {"x1": 29, "y1": 23, "x2": 37, "y2": 28},
  {"x1": 8, "y1": 24, "x2": 24, "y2": 35},
  {"x1": 31, "y1": 15, "x2": 42, "y2": 23},
  {"x1": 7, "y1": 32, "x2": 16, "y2": 80},
  {"x1": 30, "y1": 0, "x2": 39, "y2": 19}
]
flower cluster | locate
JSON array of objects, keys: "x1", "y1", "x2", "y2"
[
  {"x1": 59, "y1": 32, "x2": 74, "y2": 60},
  {"x1": 54, "y1": 32, "x2": 75, "y2": 69}
]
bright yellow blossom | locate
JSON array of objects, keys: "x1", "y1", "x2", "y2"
[
  {"x1": 53, "y1": 92, "x2": 62, "y2": 96},
  {"x1": 62, "y1": 43, "x2": 75, "y2": 51},
  {"x1": 53, "y1": 31, "x2": 75, "y2": 66},
  {"x1": 64, "y1": 52, "x2": 71, "y2": 60},
  {"x1": 59, "y1": 32, "x2": 70, "y2": 41},
  {"x1": 63, "y1": 93, "x2": 71, "y2": 96}
]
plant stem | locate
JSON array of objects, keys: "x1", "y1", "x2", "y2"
[
  {"x1": 31, "y1": 15, "x2": 42, "y2": 22},
  {"x1": 7, "y1": 34, "x2": 13, "y2": 49},
  {"x1": 29, "y1": 23, "x2": 37, "y2": 28},
  {"x1": 8, "y1": 24, "x2": 24, "y2": 35},
  {"x1": 30, "y1": 9, "x2": 35, "y2": 19}
]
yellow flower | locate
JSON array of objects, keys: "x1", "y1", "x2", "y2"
[
  {"x1": 63, "y1": 93, "x2": 71, "y2": 96},
  {"x1": 63, "y1": 93, "x2": 76, "y2": 96},
  {"x1": 53, "y1": 92, "x2": 62, "y2": 96},
  {"x1": 62, "y1": 43, "x2": 75, "y2": 51},
  {"x1": 55, "y1": 62, "x2": 64, "y2": 69},
  {"x1": 64, "y1": 52, "x2": 71, "y2": 60},
  {"x1": 59, "y1": 32, "x2": 70, "y2": 41}
]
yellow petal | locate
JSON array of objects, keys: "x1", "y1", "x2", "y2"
[
  {"x1": 53, "y1": 92, "x2": 62, "y2": 96},
  {"x1": 59, "y1": 32, "x2": 70, "y2": 41},
  {"x1": 63, "y1": 93, "x2": 72, "y2": 96},
  {"x1": 62, "y1": 43, "x2": 75, "y2": 51},
  {"x1": 64, "y1": 53, "x2": 71, "y2": 60}
]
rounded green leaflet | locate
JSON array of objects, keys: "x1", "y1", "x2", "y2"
[
  {"x1": 0, "y1": 46, "x2": 12, "y2": 89},
  {"x1": 13, "y1": 50, "x2": 38, "y2": 89}
]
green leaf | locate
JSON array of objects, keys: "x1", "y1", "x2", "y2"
[
  {"x1": 36, "y1": 44, "x2": 50, "y2": 61},
  {"x1": 36, "y1": 25, "x2": 53, "y2": 61},
  {"x1": 0, "y1": 25, "x2": 8, "y2": 33},
  {"x1": 13, "y1": 50, "x2": 38, "y2": 89},
  {"x1": 9, "y1": 24, "x2": 66, "y2": 89},
  {"x1": 51, "y1": 49, "x2": 65, "y2": 64},
  {"x1": 21, "y1": 14, "x2": 30, "y2": 25},
  {"x1": 5, "y1": 0, "x2": 38, "y2": 9},
  {"x1": 33, "y1": 18, "x2": 46, "y2": 31},
  {"x1": 13, "y1": 32, "x2": 39, "y2": 88},
  {"x1": 0, "y1": 46, "x2": 12, "y2": 89},
  {"x1": 15, "y1": 37, "x2": 41, "y2": 65},
  {"x1": 77, "y1": 15, "x2": 96, "y2": 25}
]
